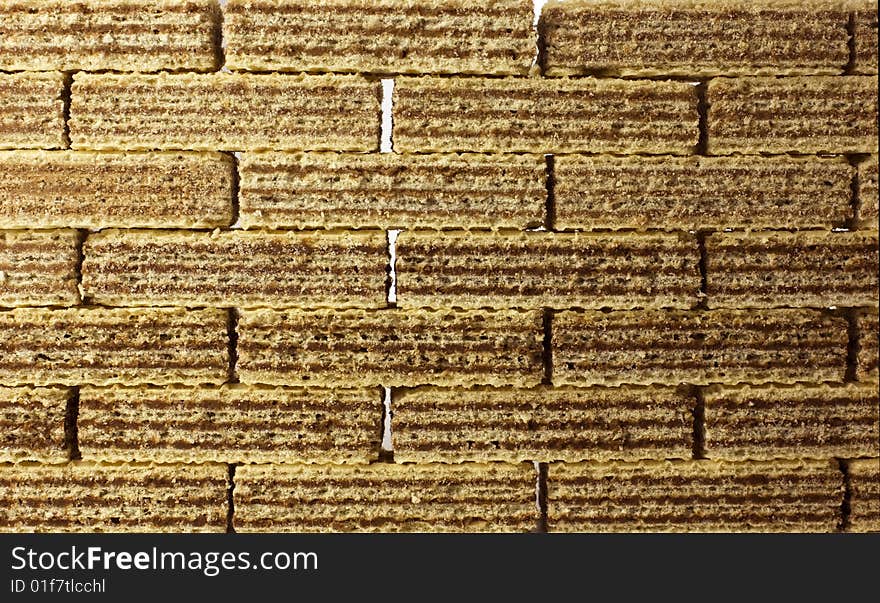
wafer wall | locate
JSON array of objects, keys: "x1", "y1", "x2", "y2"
[{"x1": 0, "y1": 0, "x2": 877, "y2": 533}]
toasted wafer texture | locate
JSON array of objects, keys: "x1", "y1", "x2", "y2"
[
  {"x1": 705, "y1": 231, "x2": 880, "y2": 309},
  {"x1": 392, "y1": 386, "x2": 693, "y2": 463},
  {"x1": 852, "y1": 3, "x2": 879, "y2": 74},
  {"x1": 69, "y1": 73, "x2": 380, "y2": 151},
  {"x1": 393, "y1": 77, "x2": 698, "y2": 153},
  {"x1": 237, "y1": 308, "x2": 543, "y2": 387},
  {"x1": 82, "y1": 229, "x2": 387, "y2": 308},
  {"x1": 0, "y1": 387, "x2": 68, "y2": 463},
  {"x1": 0, "y1": 151, "x2": 234, "y2": 229},
  {"x1": 395, "y1": 231, "x2": 700, "y2": 310},
  {"x1": 857, "y1": 156, "x2": 879, "y2": 229},
  {"x1": 0, "y1": 463, "x2": 227, "y2": 532},
  {"x1": 0, "y1": 72, "x2": 65, "y2": 150},
  {"x1": 224, "y1": 0, "x2": 533, "y2": 75},
  {"x1": 0, "y1": 230, "x2": 79, "y2": 307},
  {"x1": 554, "y1": 155, "x2": 854, "y2": 231},
  {"x1": 0, "y1": 0, "x2": 219, "y2": 72},
  {"x1": 704, "y1": 383, "x2": 880, "y2": 460},
  {"x1": 848, "y1": 458, "x2": 880, "y2": 532},
  {"x1": 706, "y1": 76, "x2": 879, "y2": 154},
  {"x1": 541, "y1": 0, "x2": 851, "y2": 77},
  {"x1": 548, "y1": 459, "x2": 842, "y2": 532},
  {"x1": 0, "y1": 308, "x2": 228, "y2": 386},
  {"x1": 238, "y1": 152, "x2": 546, "y2": 230},
  {"x1": 855, "y1": 310, "x2": 879, "y2": 381},
  {"x1": 234, "y1": 463, "x2": 538, "y2": 532},
  {"x1": 78, "y1": 385, "x2": 381, "y2": 463},
  {"x1": 552, "y1": 309, "x2": 848, "y2": 387}
]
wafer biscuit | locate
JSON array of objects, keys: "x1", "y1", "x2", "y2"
[
  {"x1": 852, "y1": 3, "x2": 879, "y2": 74},
  {"x1": 392, "y1": 385, "x2": 693, "y2": 463},
  {"x1": 706, "y1": 76, "x2": 879, "y2": 154},
  {"x1": 705, "y1": 231, "x2": 879, "y2": 309},
  {"x1": 0, "y1": 230, "x2": 79, "y2": 307},
  {"x1": 547, "y1": 459, "x2": 842, "y2": 532},
  {"x1": 224, "y1": 0, "x2": 533, "y2": 75},
  {"x1": 238, "y1": 152, "x2": 546, "y2": 230},
  {"x1": 0, "y1": 386, "x2": 68, "y2": 463},
  {"x1": 857, "y1": 156, "x2": 879, "y2": 229},
  {"x1": 848, "y1": 458, "x2": 880, "y2": 532},
  {"x1": 855, "y1": 310, "x2": 879, "y2": 381},
  {"x1": 395, "y1": 231, "x2": 700, "y2": 310},
  {"x1": 82, "y1": 229, "x2": 387, "y2": 308},
  {"x1": 393, "y1": 76, "x2": 698, "y2": 153},
  {"x1": 0, "y1": 0, "x2": 219, "y2": 72},
  {"x1": 69, "y1": 73, "x2": 381, "y2": 151},
  {"x1": 704, "y1": 383, "x2": 879, "y2": 460},
  {"x1": 78, "y1": 385, "x2": 381, "y2": 464},
  {"x1": 234, "y1": 462, "x2": 538, "y2": 532},
  {"x1": 237, "y1": 308, "x2": 543, "y2": 387},
  {"x1": 0, "y1": 462, "x2": 227, "y2": 532},
  {"x1": 0, "y1": 72, "x2": 65, "y2": 150},
  {"x1": 540, "y1": 0, "x2": 851, "y2": 77},
  {"x1": 553, "y1": 155, "x2": 854, "y2": 231},
  {"x1": 0, "y1": 307, "x2": 228, "y2": 386},
  {"x1": 0, "y1": 151, "x2": 234, "y2": 229},
  {"x1": 552, "y1": 309, "x2": 848, "y2": 387}
]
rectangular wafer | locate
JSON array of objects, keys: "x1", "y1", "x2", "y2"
[
  {"x1": 78, "y1": 385, "x2": 381, "y2": 464},
  {"x1": 0, "y1": 386, "x2": 68, "y2": 463},
  {"x1": 852, "y1": 3, "x2": 879, "y2": 74},
  {"x1": 552, "y1": 309, "x2": 848, "y2": 386},
  {"x1": 705, "y1": 231, "x2": 879, "y2": 309},
  {"x1": 237, "y1": 152, "x2": 546, "y2": 230},
  {"x1": 69, "y1": 73, "x2": 381, "y2": 151},
  {"x1": 706, "y1": 76, "x2": 879, "y2": 154},
  {"x1": 237, "y1": 308, "x2": 543, "y2": 387},
  {"x1": 393, "y1": 76, "x2": 698, "y2": 153},
  {"x1": 553, "y1": 154, "x2": 854, "y2": 231},
  {"x1": 855, "y1": 309, "x2": 879, "y2": 381},
  {"x1": 0, "y1": 462, "x2": 227, "y2": 533},
  {"x1": 540, "y1": 0, "x2": 851, "y2": 77},
  {"x1": 395, "y1": 231, "x2": 700, "y2": 310},
  {"x1": 0, "y1": 229, "x2": 79, "y2": 306},
  {"x1": 224, "y1": 0, "x2": 534, "y2": 75},
  {"x1": 234, "y1": 463, "x2": 538, "y2": 532},
  {"x1": 847, "y1": 458, "x2": 879, "y2": 532},
  {"x1": 0, "y1": 72, "x2": 65, "y2": 150},
  {"x1": 704, "y1": 383, "x2": 880, "y2": 460},
  {"x1": 547, "y1": 459, "x2": 843, "y2": 532},
  {"x1": 392, "y1": 385, "x2": 693, "y2": 463},
  {"x1": 81, "y1": 229, "x2": 388, "y2": 308},
  {"x1": 857, "y1": 156, "x2": 879, "y2": 229},
  {"x1": 0, "y1": 307, "x2": 228, "y2": 386},
  {"x1": 0, "y1": 0, "x2": 219, "y2": 72},
  {"x1": 0, "y1": 151, "x2": 234, "y2": 229}
]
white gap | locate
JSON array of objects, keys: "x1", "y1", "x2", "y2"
[
  {"x1": 533, "y1": 461, "x2": 542, "y2": 522},
  {"x1": 380, "y1": 79, "x2": 395, "y2": 153},
  {"x1": 382, "y1": 387, "x2": 393, "y2": 452},
  {"x1": 387, "y1": 229, "x2": 400, "y2": 303}
]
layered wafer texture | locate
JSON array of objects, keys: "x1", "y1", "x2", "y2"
[
  {"x1": 0, "y1": 386, "x2": 68, "y2": 463},
  {"x1": 0, "y1": 229, "x2": 79, "y2": 306},
  {"x1": 858, "y1": 156, "x2": 879, "y2": 229},
  {"x1": 0, "y1": 72, "x2": 65, "y2": 150},
  {"x1": 854, "y1": 310, "x2": 879, "y2": 381},
  {"x1": 847, "y1": 459, "x2": 880, "y2": 532},
  {"x1": 852, "y1": 3, "x2": 879, "y2": 74}
]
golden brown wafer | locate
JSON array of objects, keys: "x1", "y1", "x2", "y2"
[
  {"x1": 0, "y1": 386, "x2": 68, "y2": 463},
  {"x1": 0, "y1": 229, "x2": 79, "y2": 306},
  {"x1": 852, "y1": 3, "x2": 879, "y2": 74},
  {"x1": 848, "y1": 458, "x2": 880, "y2": 532},
  {"x1": 0, "y1": 72, "x2": 65, "y2": 150},
  {"x1": 854, "y1": 309, "x2": 879, "y2": 381},
  {"x1": 857, "y1": 156, "x2": 879, "y2": 229}
]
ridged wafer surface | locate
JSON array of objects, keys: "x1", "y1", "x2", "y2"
[
  {"x1": 392, "y1": 386, "x2": 693, "y2": 463},
  {"x1": 69, "y1": 73, "x2": 380, "y2": 151},
  {"x1": 78, "y1": 386, "x2": 381, "y2": 463},
  {"x1": 0, "y1": 386, "x2": 68, "y2": 463},
  {"x1": 234, "y1": 463, "x2": 538, "y2": 532},
  {"x1": 852, "y1": 3, "x2": 879, "y2": 74},
  {"x1": 848, "y1": 458, "x2": 879, "y2": 532},
  {"x1": 855, "y1": 310, "x2": 879, "y2": 381},
  {"x1": 553, "y1": 155, "x2": 854, "y2": 231},
  {"x1": 0, "y1": 308, "x2": 228, "y2": 386},
  {"x1": 0, "y1": 72, "x2": 65, "y2": 150},
  {"x1": 0, "y1": 230, "x2": 79, "y2": 307},
  {"x1": 237, "y1": 308, "x2": 543, "y2": 387},
  {"x1": 705, "y1": 231, "x2": 880, "y2": 309},
  {"x1": 706, "y1": 76, "x2": 879, "y2": 154},
  {"x1": 858, "y1": 156, "x2": 879, "y2": 229},
  {"x1": 395, "y1": 231, "x2": 700, "y2": 310},
  {"x1": 704, "y1": 383, "x2": 880, "y2": 460},
  {"x1": 0, "y1": 151, "x2": 234, "y2": 229},
  {"x1": 393, "y1": 77, "x2": 698, "y2": 153},
  {"x1": 552, "y1": 309, "x2": 848, "y2": 386},
  {"x1": 541, "y1": 0, "x2": 851, "y2": 77},
  {"x1": 0, "y1": 462, "x2": 227, "y2": 532},
  {"x1": 0, "y1": 0, "x2": 219, "y2": 72},
  {"x1": 548, "y1": 459, "x2": 842, "y2": 532},
  {"x1": 224, "y1": 0, "x2": 534, "y2": 75},
  {"x1": 82, "y1": 229, "x2": 387, "y2": 308},
  {"x1": 238, "y1": 152, "x2": 546, "y2": 230}
]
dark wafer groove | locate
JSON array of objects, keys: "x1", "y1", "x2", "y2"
[
  {"x1": 696, "y1": 231, "x2": 709, "y2": 310},
  {"x1": 74, "y1": 229, "x2": 86, "y2": 304},
  {"x1": 844, "y1": 308, "x2": 860, "y2": 382},
  {"x1": 544, "y1": 154, "x2": 556, "y2": 230},
  {"x1": 64, "y1": 386, "x2": 81, "y2": 461},
  {"x1": 847, "y1": 154, "x2": 867, "y2": 229},
  {"x1": 536, "y1": 15, "x2": 549, "y2": 76},
  {"x1": 838, "y1": 459, "x2": 851, "y2": 532},
  {"x1": 541, "y1": 308, "x2": 553, "y2": 385},
  {"x1": 227, "y1": 308, "x2": 239, "y2": 384},
  {"x1": 227, "y1": 464, "x2": 236, "y2": 534},
  {"x1": 692, "y1": 386, "x2": 706, "y2": 460},
  {"x1": 695, "y1": 81, "x2": 709, "y2": 155},
  {"x1": 845, "y1": 13, "x2": 857, "y2": 75},
  {"x1": 61, "y1": 71, "x2": 73, "y2": 149},
  {"x1": 228, "y1": 152, "x2": 240, "y2": 227},
  {"x1": 537, "y1": 462, "x2": 549, "y2": 533}
]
